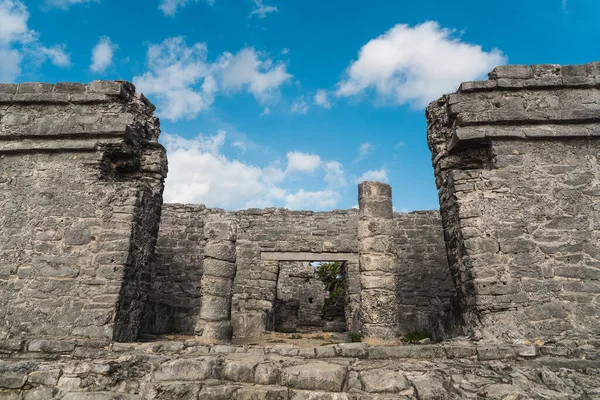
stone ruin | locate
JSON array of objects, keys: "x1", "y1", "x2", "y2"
[{"x1": 0, "y1": 63, "x2": 599, "y2": 399}]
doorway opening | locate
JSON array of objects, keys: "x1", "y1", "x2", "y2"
[{"x1": 272, "y1": 261, "x2": 346, "y2": 333}]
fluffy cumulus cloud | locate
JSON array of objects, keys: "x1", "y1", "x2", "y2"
[
  {"x1": 163, "y1": 132, "x2": 345, "y2": 210},
  {"x1": 133, "y1": 37, "x2": 215, "y2": 121},
  {"x1": 357, "y1": 168, "x2": 389, "y2": 183},
  {"x1": 286, "y1": 151, "x2": 321, "y2": 174},
  {"x1": 336, "y1": 21, "x2": 506, "y2": 108},
  {"x1": 324, "y1": 161, "x2": 347, "y2": 187},
  {"x1": 290, "y1": 97, "x2": 309, "y2": 115},
  {"x1": 218, "y1": 48, "x2": 291, "y2": 102},
  {"x1": 249, "y1": 0, "x2": 277, "y2": 18},
  {"x1": 90, "y1": 36, "x2": 117, "y2": 73},
  {"x1": 133, "y1": 37, "x2": 291, "y2": 121},
  {"x1": 44, "y1": 0, "x2": 99, "y2": 9},
  {"x1": 284, "y1": 190, "x2": 339, "y2": 210},
  {"x1": 314, "y1": 89, "x2": 332, "y2": 109},
  {"x1": 159, "y1": 0, "x2": 214, "y2": 16},
  {"x1": 0, "y1": 0, "x2": 70, "y2": 81}
]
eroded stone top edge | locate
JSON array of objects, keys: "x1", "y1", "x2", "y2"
[
  {"x1": 456, "y1": 61, "x2": 600, "y2": 93},
  {"x1": 0, "y1": 80, "x2": 154, "y2": 109}
]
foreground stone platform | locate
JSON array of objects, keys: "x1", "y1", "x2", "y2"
[{"x1": 1, "y1": 338, "x2": 599, "y2": 399}]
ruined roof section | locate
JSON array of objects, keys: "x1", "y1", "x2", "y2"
[
  {"x1": 427, "y1": 61, "x2": 600, "y2": 158},
  {"x1": 0, "y1": 81, "x2": 162, "y2": 156}
]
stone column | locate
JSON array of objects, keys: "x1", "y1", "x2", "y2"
[
  {"x1": 358, "y1": 181, "x2": 399, "y2": 339},
  {"x1": 196, "y1": 221, "x2": 237, "y2": 340}
]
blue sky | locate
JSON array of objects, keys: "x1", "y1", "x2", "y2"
[{"x1": 2, "y1": 0, "x2": 599, "y2": 211}]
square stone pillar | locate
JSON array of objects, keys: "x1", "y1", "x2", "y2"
[{"x1": 358, "y1": 181, "x2": 399, "y2": 339}]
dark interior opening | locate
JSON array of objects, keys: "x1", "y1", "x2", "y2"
[{"x1": 272, "y1": 261, "x2": 346, "y2": 333}]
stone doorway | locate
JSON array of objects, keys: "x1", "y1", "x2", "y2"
[
  {"x1": 273, "y1": 261, "x2": 346, "y2": 333},
  {"x1": 259, "y1": 252, "x2": 360, "y2": 335}
]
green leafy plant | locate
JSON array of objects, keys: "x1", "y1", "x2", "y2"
[
  {"x1": 315, "y1": 262, "x2": 344, "y2": 295},
  {"x1": 348, "y1": 331, "x2": 363, "y2": 343}
]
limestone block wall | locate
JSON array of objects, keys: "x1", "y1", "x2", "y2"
[
  {"x1": 145, "y1": 201, "x2": 451, "y2": 340},
  {"x1": 427, "y1": 62, "x2": 600, "y2": 341},
  {"x1": 0, "y1": 81, "x2": 167, "y2": 342},
  {"x1": 393, "y1": 211, "x2": 456, "y2": 337}
]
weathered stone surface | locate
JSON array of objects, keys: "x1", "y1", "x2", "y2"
[
  {"x1": 154, "y1": 357, "x2": 220, "y2": 381},
  {"x1": 427, "y1": 61, "x2": 600, "y2": 341},
  {"x1": 0, "y1": 81, "x2": 166, "y2": 342},
  {"x1": 360, "y1": 369, "x2": 408, "y2": 393},
  {"x1": 281, "y1": 362, "x2": 347, "y2": 392}
]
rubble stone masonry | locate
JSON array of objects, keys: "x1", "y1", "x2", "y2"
[
  {"x1": 427, "y1": 62, "x2": 600, "y2": 342},
  {"x1": 0, "y1": 81, "x2": 167, "y2": 342}
]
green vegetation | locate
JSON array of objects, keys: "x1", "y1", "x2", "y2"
[
  {"x1": 290, "y1": 334, "x2": 302, "y2": 340},
  {"x1": 315, "y1": 262, "x2": 344, "y2": 294},
  {"x1": 400, "y1": 330, "x2": 431, "y2": 343},
  {"x1": 348, "y1": 331, "x2": 363, "y2": 343}
]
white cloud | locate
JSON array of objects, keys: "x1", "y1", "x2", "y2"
[
  {"x1": 90, "y1": 36, "x2": 117, "y2": 73},
  {"x1": 357, "y1": 168, "x2": 389, "y2": 183},
  {"x1": 284, "y1": 189, "x2": 339, "y2": 210},
  {"x1": 39, "y1": 44, "x2": 71, "y2": 67},
  {"x1": 232, "y1": 140, "x2": 247, "y2": 153},
  {"x1": 324, "y1": 161, "x2": 347, "y2": 187},
  {"x1": 133, "y1": 37, "x2": 215, "y2": 121},
  {"x1": 355, "y1": 142, "x2": 373, "y2": 162},
  {"x1": 133, "y1": 38, "x2": 291, "y2": 121},
  {"x1": 0, "y1": 48, "x2": 21, "y2": 81},
  {"x1": 314, "y1": 89, "x2": 332, "y2": 109},
  {"x1": 44, "y1": 0, "x2": 99, "y2": 9},
  {"x1": 249, "y1": 0, "x2": 277, "y2": 19},
  {"x1": 0, "y1": 0, "x2": 70, "y2": 81},
  {"x1": 218, "y1": 47, "x2": 291, "y2": 102},
  {"x1": 159, "y1": 0, "x2": 213, "y2": 16},
  {"x1": 336, "y1": 21, "x2": 506, "y2": 108},
  {"x1": 286, "y1": 151, "x2": 321, "y2": 174},
  {"x1": 162, "y1": 131, "x2": 343, "y2": 211},
  {"x1": 291, "y1": 97, "x2": 309, "y2": 115},
  {"x1": 260, "y1": 106, "x2": 271, "y2": 116}
]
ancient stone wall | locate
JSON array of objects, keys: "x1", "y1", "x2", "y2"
[
  {"x1": 427, "y1": 62, "x2": 600, "y2": 342},
  {"x1": 393, "y1": 211, "x2": 457, "y2": 337},
  {"x1": 143, "y1": 201, "x2": 450, "y2": 339},
  {"x1": 0, "y1": 81, "x2": 167, "y2": 342}
]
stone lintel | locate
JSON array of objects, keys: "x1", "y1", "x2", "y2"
[{"x1": 260, "y1": 252, "x2": 358, "y2": 263}]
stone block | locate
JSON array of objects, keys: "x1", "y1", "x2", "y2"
[
  {"x1": 154, "y1": 357, "x2": 220, "y2": 381},
  {"x1": 28, "y1": 340, "x2": 76, "y2": 353},
  {"x1": 236, "y1": 385, "x2": 289, "y2": 400},
  {"x1": 281, "y1": 362, "x2": 347, "y2": 392},
  {"x1": 204, "y1": 221, "x2": 237, "y2": 242},
  {"x1": 255, "y1": 363, "x2": 280, "y2": 385},
  {"x1": 360, "y1": 369, "x2": 408, "y2": 393},
  {"x1": 203, "y1": 259, "x2": 237, "y2": 278},
  {"x1": 199, "y1": 295, "x2": 231, "y2": 321},
  {"x1": 201, "y1": 276, "x2": 233, "y2": 296},
  {"x1": 222, "y1": 358, "x2": 260, "y2": 383},
  {"x1": 205, "y1": 243, "x2": 236, "y2": 262},
  {"x1": 198, "y1": 385, "x2": 239, "y2": 400}
]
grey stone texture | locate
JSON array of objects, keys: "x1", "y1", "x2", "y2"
[
  {"x1": 358, "y1": 181, "x2": 400, "y2": 339},
  {"x1": 273, "y1": 261, "x2": 335, "y2": 332},
  {"x1": 427, "y1": 61, "x2": 600, "y2": 342},
  {"x1": 143, "y1": 202, "x2": 450, "y2": 339},
  {"x1": 0, "y1": 81, "x2": 167, "y2": 342},
  {"x1": 0, "y1": 338, "x2": 599, "y2": 399}
]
